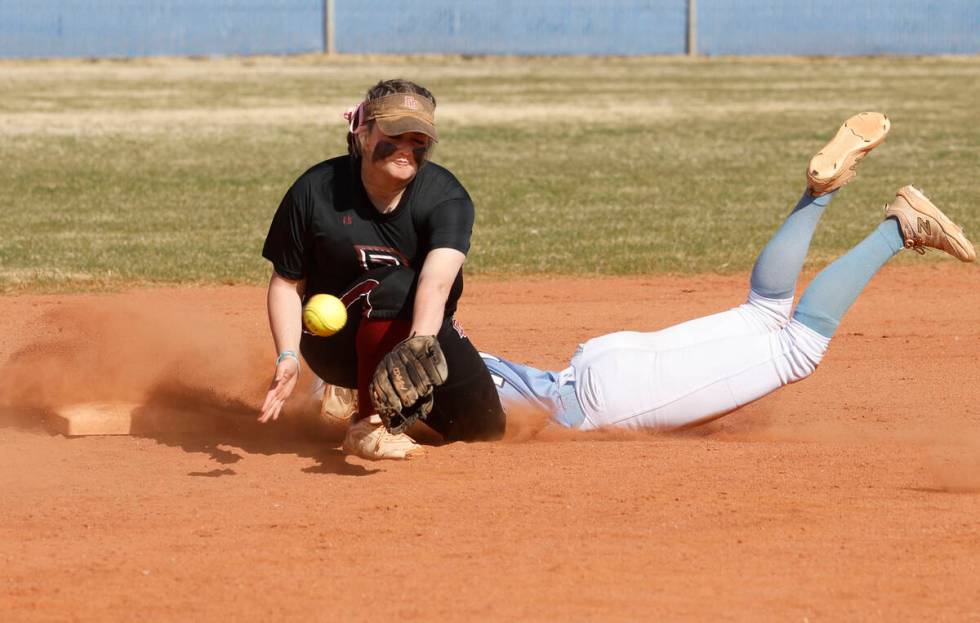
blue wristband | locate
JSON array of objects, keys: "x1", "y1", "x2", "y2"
[{"x1": 276, "y1": 350, "x2": 300, "y2": 370}]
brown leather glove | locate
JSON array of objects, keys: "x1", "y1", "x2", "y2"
[{"x1": 370, "y1": 335, "x2": 448, "y2": 434}]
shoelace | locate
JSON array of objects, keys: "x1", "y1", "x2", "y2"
[{"x1": 906, "y1": 239, "x2": 928, "y2": 255}]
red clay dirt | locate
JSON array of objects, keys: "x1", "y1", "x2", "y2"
[{"x1": 1, "y1": 266, "x2": 978, "y2": 621}]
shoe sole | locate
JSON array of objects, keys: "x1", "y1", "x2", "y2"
[
  {"x1": 893, "y1": 185, "x2": 976, "y2": 262},
  {"x1": 341, "y1": 437, "x2": 424, "y2": 459},
  {"x1": 342, "y1": 417, "x2": 426, "y2": 460},
  {"x1": 808, "y1": 112, "x2": 890, "y2": 195},
  {"x1": 320, "y1": 385, "x2": 356, "y2": 422}
]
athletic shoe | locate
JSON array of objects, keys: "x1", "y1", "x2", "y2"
[
  {"x1": 319, "y1": 383, "x2": 357, "y2": 422},
  {"x1": 884, "y1": 185, "x2": 976, "y2": 262},
  {"x1": 342, "y1": 415, "x2": 425, "y2": 460},
  {"x1": 807, "y1": 112, "x2": 891, "y2": 196}
]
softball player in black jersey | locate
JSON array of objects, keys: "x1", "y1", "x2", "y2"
[{"x1": 260, "y1": 79, "x2": 504, "y2": 459}]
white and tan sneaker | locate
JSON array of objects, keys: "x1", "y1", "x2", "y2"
[
  {"x1": 318, "y1": 383, "x2": 357, "y2": 423},
  {"x1": 807, "y1": 112, "x2": 890, "y2": 196},
  {"x1": 342, "y1": 415, "x2": 425, "y2": 460},
  {"x1": 884, "y1": 185, "x2": 976, "y2": 262}
]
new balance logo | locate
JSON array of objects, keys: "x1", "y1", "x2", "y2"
[{"x1": 917, "y1": 217, "x2": 932, "y2": 235}]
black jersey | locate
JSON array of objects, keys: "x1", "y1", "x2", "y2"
[{"x1": 262, "y1": 156, "x2": 474, "y2": 314}]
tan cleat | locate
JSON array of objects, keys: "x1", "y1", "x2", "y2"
[
  {"x1": 884, "y1": 185, "x2": 976, "y2": 262},
  {"x1": 318, "y1": 383, "x2": 357, "y2": 423},
  {"x1": 342, "y1": 414, "x2": 426, "y2": 460},
  {"x1": 807, "y1": 112, "x2": 891, "y2": 196}
]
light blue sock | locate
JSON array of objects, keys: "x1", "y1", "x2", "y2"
[
  {"x1": 750, "y1": 191, "x2": 834, "y2": 299},
  {"x1": 793, "y1": 219, "x2": 905, "y2": 338}
]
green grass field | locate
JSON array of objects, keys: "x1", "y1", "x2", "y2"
[{"x1": 1, "y1": 55, "x2": 978, "y2": 291}]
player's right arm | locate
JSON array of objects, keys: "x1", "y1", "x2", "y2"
[
  {"x1": 259, "y1": 272, "x2": 306, "y2": 423},
  {"x1": 260, "y1": 185, "x2": 312, "y2": 423}
]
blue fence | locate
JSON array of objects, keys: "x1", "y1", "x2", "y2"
[
  {"x1": 1, "y1": 1, "x2": 978, "y2": 58},
  {"x1": 698, "y1": 0, "x2": 980, "y2": 56},
  {"x1": 336, "y1": 1, "x2": 687, "y2": 56},
  {"x1": 0, "y1": 0, "x2": 322, "y2": 58}
]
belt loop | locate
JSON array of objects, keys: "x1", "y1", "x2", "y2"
[{"x1": 555, "y1": 381, "x2": 585, "y2": 429}]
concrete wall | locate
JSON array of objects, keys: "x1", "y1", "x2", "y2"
[
  {"x1": 1, "y1": 1, "x2": 978, "y2": 58},
  {"x1": 698, "y1": 0, "x2": 980, "y2": 56},
  {"x1": 0, "y1": 0, "x2": 322, "y2": 58},
  {"x1": 335, "y1": 1, "x2": 687, "y2": 56}
]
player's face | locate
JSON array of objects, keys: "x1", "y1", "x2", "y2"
[{"x1": 363, "y1": 124, "x2": 430, "y2": 183}]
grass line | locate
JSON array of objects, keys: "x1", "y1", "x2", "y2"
[{"x1": 2, "y1": 55, "x2": 978, "y2": 292}]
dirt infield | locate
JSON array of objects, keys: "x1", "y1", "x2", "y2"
[{"x1": 1, "y1": 267, "x2": 978, "y2": 621}]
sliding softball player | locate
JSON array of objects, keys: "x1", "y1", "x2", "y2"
[{"x1": 480, "y1": 113, "x2": 975, "y2": 431}]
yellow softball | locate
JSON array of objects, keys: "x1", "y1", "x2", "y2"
[{"x1": 303, "y1": 294, "x2": 347, "y2": 337}]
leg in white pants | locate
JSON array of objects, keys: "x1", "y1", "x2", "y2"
[
  {"x1": 571, "y1": 318, "x2": 829, "y2": 430},
  {"x1": 568, "y1": 216, "x2": 908, "y2": 431},
  {"x1": 567, "y1": 189, "x2": 839, "y2": 431}
]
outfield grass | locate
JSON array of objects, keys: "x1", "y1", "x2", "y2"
[{"x1": 1, "y1": 55, "x2": 978, "y2": 291}]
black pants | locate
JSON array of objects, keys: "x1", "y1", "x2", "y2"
[{"x1": 301, "y1": 316, "x2": 505, "y2": 442}]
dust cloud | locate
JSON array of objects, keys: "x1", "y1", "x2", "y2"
[{"x1": 0, "y1": 295, "x2": 273, "y2": 425}]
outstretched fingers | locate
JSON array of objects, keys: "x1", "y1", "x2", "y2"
[{"x1": 259, "y1": 360, "x2": 299, "y2": 423}]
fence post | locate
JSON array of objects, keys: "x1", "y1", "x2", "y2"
[
  {"x1": 324, "y1": 0, "x2": 336, "y2": 55},
  {"x1": 686, "y1": 0, "x2": 697, "y2": 56}
]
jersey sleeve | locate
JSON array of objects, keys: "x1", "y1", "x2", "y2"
[
  {"x1": 261, "y1": 188, "x2": 310, "y2": 280},
  {"x1": 426, "y1": 196, "x2": 475, "y2": 254}
]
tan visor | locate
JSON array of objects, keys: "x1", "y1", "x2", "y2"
[{"x1": 364, "y1": 93, "x2": 438, "y2": 142}]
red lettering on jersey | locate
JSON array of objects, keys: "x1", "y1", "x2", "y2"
[
  {"x1": 342, "y1": 214, "x2": 353, "y2": 225},
  {"x1": 355, "y1": 245, "x2": 411, "y2": 271},
  {"x1": 339, "y1": 278, "x2": 380, "y2": 317}
]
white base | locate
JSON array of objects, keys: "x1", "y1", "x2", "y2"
[{"x1": 48, "y1": 402, "x2": 221, "y2": 436}]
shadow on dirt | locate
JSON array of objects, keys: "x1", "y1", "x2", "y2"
[
  {"x1": 0, "y1": 379, "x2": 384, "y2": 477},
  {"x1": 139, "y1": 382, "x2": 390, "y2": 477},
  {"x1": 188, "y1": 468, "x2": 237, "y2": 477},
  {"x1": 0, "y1": 295, "x2": 386, "y2": 474}
]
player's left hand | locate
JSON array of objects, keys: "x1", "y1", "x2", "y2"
[
  {"x1": 370, "y1": 335, "x2": 448, "y2": 433},
  {"x1": 259, "y1": 358, "x2": 300, "y2": 423}
]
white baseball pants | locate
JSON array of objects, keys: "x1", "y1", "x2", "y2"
[{"x1": 569, "y1": 291, "x2": 830, "y2": 430}]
